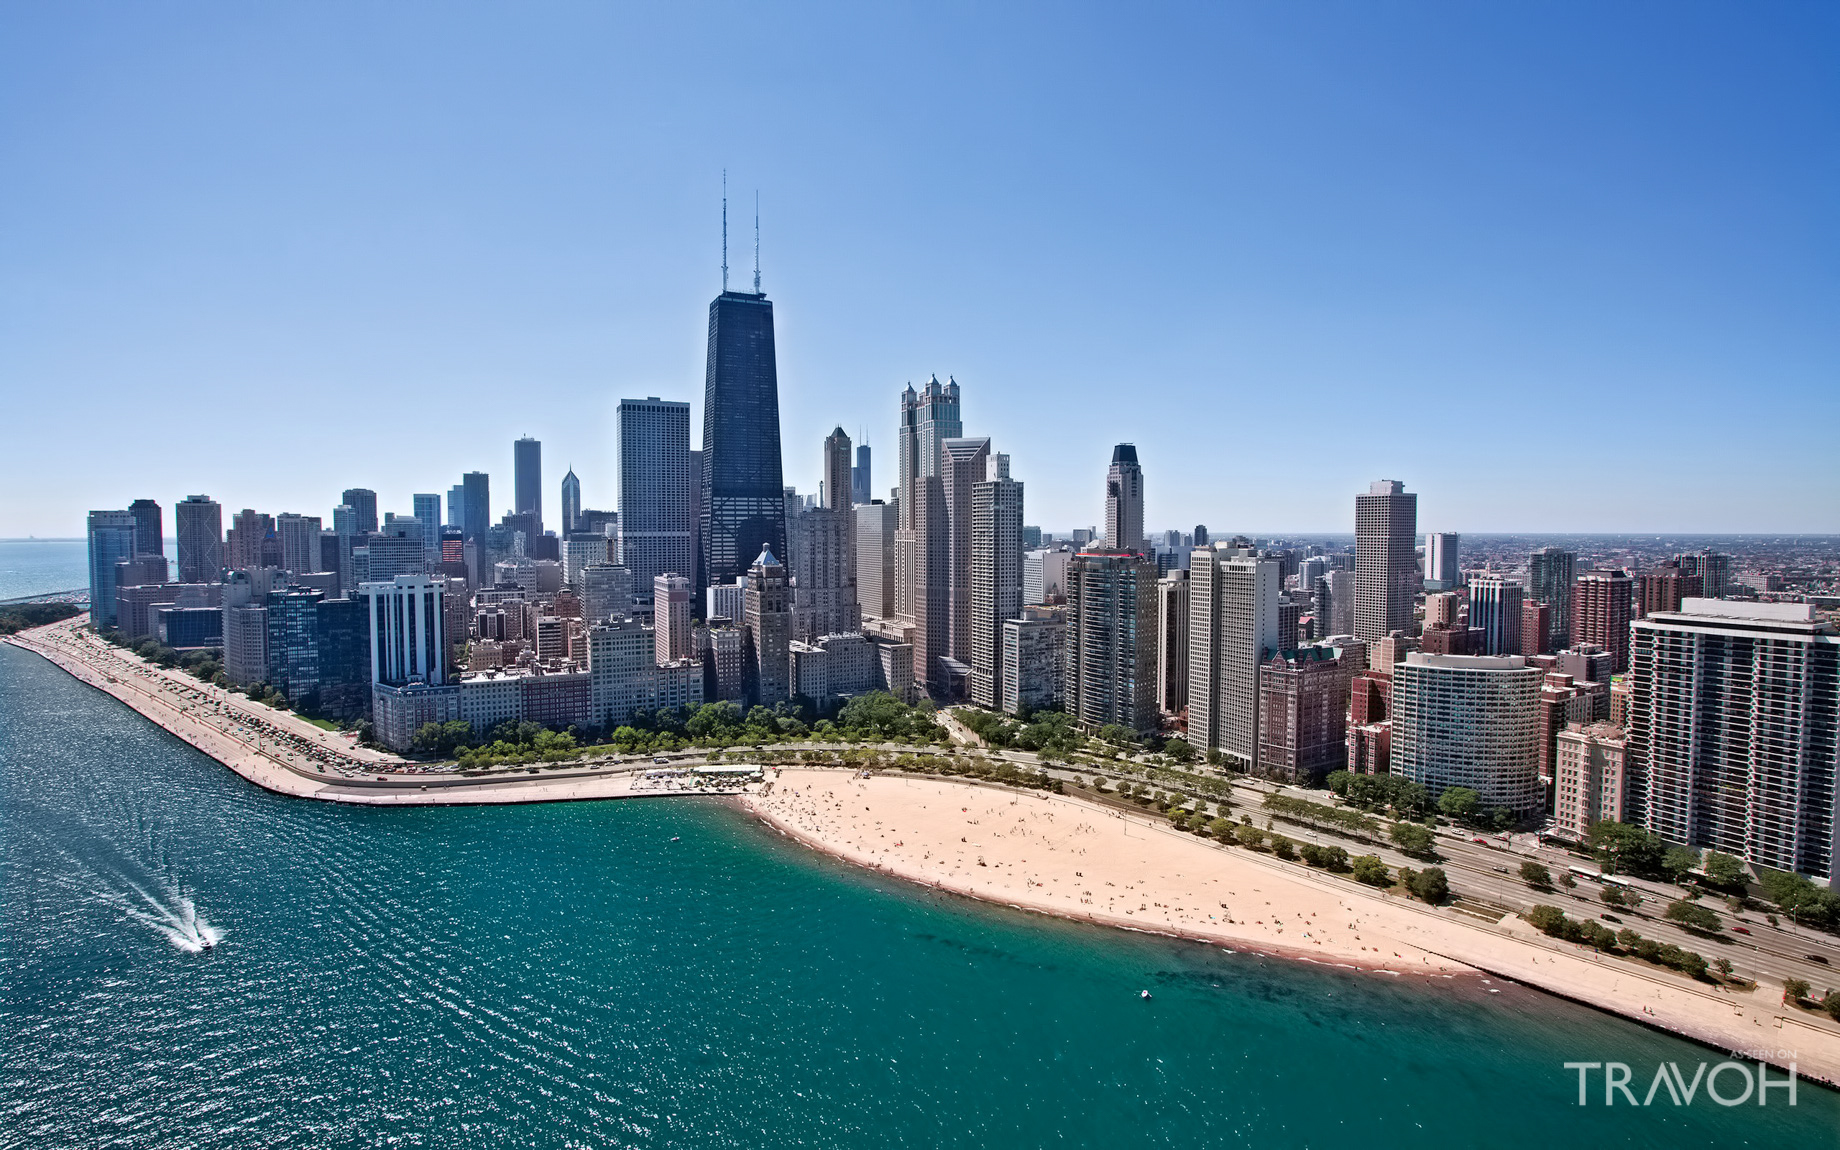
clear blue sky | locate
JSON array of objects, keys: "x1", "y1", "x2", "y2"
[{"x1": 3, "y1": 3, "x2": 1834, "y2": 538}]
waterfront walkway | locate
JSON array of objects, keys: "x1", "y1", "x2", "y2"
[{"x1": 5, "y1": 618, "x2": 760, "y2": 807}]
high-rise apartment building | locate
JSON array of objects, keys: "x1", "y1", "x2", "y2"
[
  {"x1": 743, "y1": 545, "x2": 792, "y2": 707},
  {"x1": 967, "y1": 453, "x2": 1023, "y2": 709},
  {"x1": 174, "y1": 495, "x2": 223, "y2": 584},
  {"x1": 560, "y1": 469, "x2": 581, "y2": 538},
  {"x1": 1257, "y1": 644, "x2": 1357, "y2": 784},
  {"x1": 1391, "y1": 652, "x2": 1542, "y2": 815},
  {"x1": 275, "y1": 513, "x2": 323, "y2": 575},
  {"x1": 1520, "y1": 601, "x2": 1552, "y2": 657},
  {"x1": 895, "y1": 375, "x2": 961, "y2": 660},
  {"x1": 1157, "y1": 570, "x2": 1189, "y2": 714},
  {"x1": 1187, "y1": 549, "x2": 1282, "y2": 765},
  {"x1": 446, "y1": 483, "x2": 466, "y2": 531},
  {"x1": 128, "y1": 499, "x2": 163, "y2": 559},
  {"x1": 1023, "y1": 548, "x2": 1072, "y2": 605},
  {"x1": 362, "y1": 575, "x2": 447, "y2": 688},
  {"x1": 851, "y1": 442, "x2": 872, "y2": 507},
  {"x1": 1638, "y1": 564, "x2": 1695, "y2": 618},
  {"x1": 941, "y1": 436, "x2": 991, "y2": 665},
  {"x1": 1528, "y1": 547, "x2": 1576, "y2": 652},
  {"x1": 701, "y1": 290, "x2": 786, "y2": 593},
  {"x1": 1553, "y1": 721, "x2": 1629, "y2": 842},
  {"x1": 615, "y1": 397, "x2": 694, "y2": 594},
  {"x1": 1353, "y1": 480, "x2": 1417, "y2": 642},
  {"x1": 1467, "y1": 573, "x2": 1524, "y2": 657},
  {"x1": 1066, "y1": 551, "x2": 1159, "y2": 734},
  {"x1": 1104, "y1": 444, "x2": 1144, "y2": 553},
  {"x1": 1424, "y1": 532, "x2": 1460, "y2": 591},
  {"x1": 1629, "y1": 600, "x2": 1837, "y2": 883},
  {"x1": 226, "y1": 509, "x2": 275, "y2": 573},
  {"x1": 1314, "y1": 569, "x2": 1354, "y2": 637},
  {"x1": 579, "y1": 563, "x2": 634, "y2": 624},
  {"x1": 1002, "y1": 608, "x2": 1065, "y2": 717},
  {"x1": 1673, "y1": 550, "x2": 1733, "y2": 600},
  {"x1": 823, "y1": 427, "x2": 853, "y2": 512},
  {"x1": 340, "y1": 489, "x2": 378, "y2": 536},
  {"x1": 513, "y1": 437, "x2": 543, "y2": 533},
  {"x1": 86, "y1": 510, "x2": 138, "y2": 629},
  {"x1": 1570, "y1": 569, "x2": 1634, "y2": 673},
  {"x1": 654, "y1": 573, "x2": 693, "y2": 665},
  {"x1": 786, "y1": 503, "x2": 858, "y2": 641},
  {"x1": 855, "y1": 501, "x2": 898, "y2": 620}
]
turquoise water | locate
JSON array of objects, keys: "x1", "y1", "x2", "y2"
[{"x1": 2, "y1": 642, "x2": 1834, "y2": 1148}]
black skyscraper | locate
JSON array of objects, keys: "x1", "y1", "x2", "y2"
[
  {"x1": 700, "y1": 290, "x2": 785, "y2": 593},
  {"x1": 513, "y1": 437, "x2": 542, "y2": 534},
  {"x1": 461, "y1": 472, "x2": 491, "y2": 544},
  {"x1": 128, "y1": 499, "x2": 163, "y2": 559}
]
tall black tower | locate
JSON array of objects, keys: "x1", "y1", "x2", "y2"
[{"x1": 701, "y1": 289, "x2": 785, "y2": 595}]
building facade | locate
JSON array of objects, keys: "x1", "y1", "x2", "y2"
[
  {"x1": 616, "y1": 397, "x2": 694, "y2": 594},
  {"x1": 743, "y1": 545, "x2": 792, "y2": 707},
  {"x1": 1468, "y1": 573, "x2": 1524, "y2": 657},
  {"x1": 86, "y1": 510, "x2": 138, "y2": 629},
  {"x1": 1187, "y1": 549, "x2": 1282, "y2": 765},
  {"x1": 966, "y1": 453, "x2": 1023, "y2": 709},
  {"x1": 1353, "y1": 480, "x2": 1417, "y2": 641},
  {"x1": 1571, "y1": 569, "x2": 1634, "y2": 674},
  {"x1": 1103, "y1": 444, "x2": 1144, "y2": 553},
  {"x1": 701, "y1": 291, "x2": 786, "y2": 594},
  {"x1": 1065, "y1": 551, "x2": 1159, "y2": 734},
  {"x1": 1390, "y1": 652, "x2": 1542, "y2": 815},
  {"x1": 174, "y1": 495, "x2": 223, "y2": 584},
  {"x1": 1528, "y1": 547, "x2": 1577, "y2": 652}
]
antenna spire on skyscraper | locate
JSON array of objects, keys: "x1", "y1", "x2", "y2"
[
  {"x1": 753, "y1": 190, "x2": 761, "y2": 294},
  {"x1": 722, "y1": 170, "x2": 729, "y2": 292}
]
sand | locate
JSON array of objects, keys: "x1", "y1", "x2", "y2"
[{"x1": 746, "y1": 768, "x2": 1840, "y2": 1085}]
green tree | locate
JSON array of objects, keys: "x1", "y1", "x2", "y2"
[
  {"x1": 1437, "y1": 786, "x2": 1481, "y2": 823},
  {"x1": 1713, "y1": 958, "x2": 1733, "y2": 978},
  {"x1": 1351, "y1": 854, "x2": 1390, "y2": 886},
  {"x1": 1527, "y1": 905, "x2": 1568, "y2": 935},
  {"x1": 1587, "y1": 821, "x2": 1670, "y2": 878},
  {"x1": 1164, "y1": 738, "x2": 1196, "y2": 764},
  {"x1": 1702, "y1": 851, "x2": 1748, "y2": 890},
  {"x1": 1326, "y1": 769, "x2": 1352, "y2": 797},
  {"x1": 1782, "y1": 977, "x2": 1811, "y2": 1004},
  {"x1": 1823, "y1": 991, "x2": 1840, "y2": 1022},
  {"x1": 1235, "y1": 825, "x2": 1268, "y2": 849},
  {"x1": 1662, "y1": 846, "x2": 1702, "y2": 882},
  {"x1": 1519, "y1": 861, "x2": 1553, "y2": 888},
  {"x1": 1270, "y1": 835, "x2": 1296, "y2": 860},
  {"x1": 1664, "y1": 899, "x2": 1722, "y2": 933},
  {"x1": 1388, "y1": 821, "x2": 1436, "y2": 858},
  {"x1": 1207, "y1": 817, "x2": 1234, "y2": 841},
  {"x1": 1409, "y1": 867, "x2": 1450, "y2": 903},
  {"x1": 1599, "y1": 886, "x2": 1627, "y2": 908}
]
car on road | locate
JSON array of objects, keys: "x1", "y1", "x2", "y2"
[
  {"x1": 1732, "y1": 925, "x2": 1751, "y2": 935},
  {"x1": 1600, "y1": 913, "x2": 1621, "y2": 923},
  {"x1": 1472, "y1": 838, "x2": 1489, "y2": 846},
  {"x1": 1806, "y1": 954, "x2": 1830, "y2": 965}
]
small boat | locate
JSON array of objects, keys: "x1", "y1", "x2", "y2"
[
  {"x1": 670, "y1": 836, "x2": 680, "y2": 842},
  {"x1": 1140, "y1": 990, "x2": 1152, "y2": 1000}
]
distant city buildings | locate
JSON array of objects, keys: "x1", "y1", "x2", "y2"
[
  {"x1": 1424, "y1": 531, "x2": 1460, "y2": 591},
  {"x1": 513, "y1": 437, "x2": 543, "y2": 535},
  {"x1": 1528, "y1": 547, "x2": 1576, "y2": 652}
]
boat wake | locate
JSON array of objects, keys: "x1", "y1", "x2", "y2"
[{"x1": 95, "y1": 880, "x2": 223, "y2": 953}]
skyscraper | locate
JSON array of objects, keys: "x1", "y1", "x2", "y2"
[
  {"x1": 226, "y1": 509, "x2": 275, "y2": 572},
  {"x1": 412, "y1": 494, "x2": 442, "y2": 570},
  {"x1": 86, "y1": 510, "x2": 137, "y2": 629},
  {"x1": 743, "y1": 545, "x2": 791, "y2": 706},
  {"x1": 1571, "y1": 569, "x2": 1634, "y2": 673},
  {"x1": 1424, "y1": 532, "x2": 1460, "y2": 591},
  {"x1": 461, "y1": 472, "x2": 491, "y2": 544},
  {"x1": 1467, "y1": 573, "x2": 1524, "y2": 656},
  {"x1": 513, "y1": 437, "x2": 543, "y2": 533},
  {"x1": 616, "y1": 397, "x2": 694, "y2": 593},
  {"x1": 1354, "y1": 480, "x2": 1417, "y2": 642},
  {"x1": 942, "y1": 436, "x2": 992, "y2": 664},
  {"x1": 446, "y1": 483, "x2": 467, "y2": 530},
  {"x1": 1066, "y1": 551, "x2": 1159, "y2": 734},
  {"x1": 128, "y1": 499, "x2": 163, "y2": 559},
  {"x1": 851, "y1": 442, "x2": 872, "y2": 506},
  {"x1": 701, "y1": 288, "x2": 786, "y2": 593},
  {"x1": 1157, "y1": 570, "x2": 1189, "y2": 714},
  {"x1": 855, "y1": 500, "x2": 898, "y2": 621},
  {"x1": 275, "y1": 513, "x2": 323, "y2": 575},
  {"x1": 174, "y1": 495, "x2": 223, "y2": 584},
  {"x1": 1186, "y1": 548, "x2": 1282, "y2": 765},
  {"x1": 560, "y1": 469, "x2": 581, "y2": 537},
  {"x1": 895, "y1": 375, "x2": 963, "y2": 696},
  {"x1": 1630, "y1": 600, "x2": 1837, "y2": 883},
  {"x1": 1104, "y1": 444, "x2": 1144, "y2": 553},
  {"x1": 1528, "y1": 547, "x2": 1576, "y2": 652},
  {"x1": 340, "y1": 489, "x2": 378, "y2": 536},
  {"x1": 823, "y1": 427, "x2": 853, "y2": 513},
  {"x1": 967, "y1": 452, "x2": 1023, "y2": 709}
]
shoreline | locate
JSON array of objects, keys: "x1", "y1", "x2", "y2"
[
  {"x1": 4, "y1": 620, "x2": 757, "y2": 807},
  {"x1": 743, "y1": 768, "x2": 1840, "y2": 1087}
]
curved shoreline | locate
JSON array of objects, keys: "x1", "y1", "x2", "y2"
[{"x1": 744, "y1": 768, "x2": 1840, "y2": 1087}]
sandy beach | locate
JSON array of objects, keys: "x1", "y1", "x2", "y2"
[{"x1": 747, "y1": 768, "x2": 1840, "y2": 1085}]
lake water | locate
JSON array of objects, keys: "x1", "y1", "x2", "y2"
[{"x1": 1, "y1": 643, "x2": 1834, "y2": 1147}]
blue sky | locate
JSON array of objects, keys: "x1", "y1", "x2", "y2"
[{"x1": 2, "y1": 3, "x2": 1835, "y2": 537}]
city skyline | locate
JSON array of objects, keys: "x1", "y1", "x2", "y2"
[{"x1": 4, "y1": 6, "x2": 1836, "y2": 537}]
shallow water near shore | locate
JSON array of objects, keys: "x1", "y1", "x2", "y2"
[{"x1": 3, "y1": 642, "x2": 1835, "y2": 1148}]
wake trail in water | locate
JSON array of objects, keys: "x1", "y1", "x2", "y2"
[{"x1": 15, "y1": 796, "x2": 225, "y2": 953}]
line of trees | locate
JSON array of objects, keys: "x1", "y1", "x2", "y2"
[{"x1": 1526, "y1": 905, "x2": 1711, "y2": 979}]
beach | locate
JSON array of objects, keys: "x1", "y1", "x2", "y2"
[{"x1": 746, "y1": 767, "x2": 1840, "y2": 1085}]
